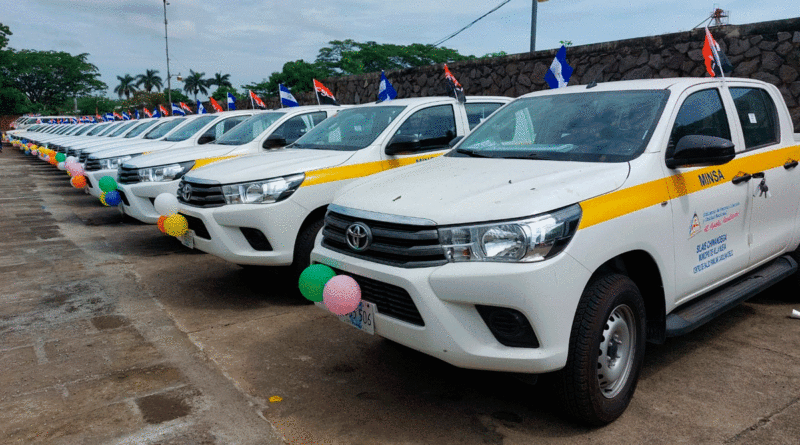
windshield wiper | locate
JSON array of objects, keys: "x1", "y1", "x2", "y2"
[{"x1": 455, "y1": 148, "x2": 492, "y2": 158}]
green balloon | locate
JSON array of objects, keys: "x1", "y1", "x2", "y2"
[
  {"x1": 55, "y1": 153, "x2": 66, "y2": 162},
  {"x1": 298, "y1": 264, "x2": 336, "y2": 302},
  {"x1": 99, "y1": 176, "x2": 118, "y2": 192}
]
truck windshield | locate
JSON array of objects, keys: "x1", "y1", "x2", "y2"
[
  {"x1": 163, "y1": 116, "x2": 216, "y2": 142},
  {"x1": 87, "y1": 124, "x2": 110, "y2": 136},
  {"x1": 292, "y1": 106, "x2": 405, "y2": 151},
  {"x1": 143, "y1": 118, "x2": 186, "y2": 139},
  {"x1": 216, "y1": 112, "x2": 285, "y2": 146},
  {"x1": 123, "y1": 120, "x2": 158, "y2": 138},
  {"x1": 453, "y1": 90, "x2": 670, "y2": 163},
  {"x1": 107, "y1": 122, "x2": 138, "y2": 137}
]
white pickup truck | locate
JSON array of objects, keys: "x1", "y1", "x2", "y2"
[
  {"x1": 174, "y1": 96, "x2": 511, "y2": 280},
  {"x1": 311, "y1": 78, "x2": 800, "y2": 425}
]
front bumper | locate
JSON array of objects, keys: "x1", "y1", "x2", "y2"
[
  {"x1": 118, "y1": 180, "x2": 181, "y2": 224},
  {"x1": 84, "y1": 169, "x2": 117, "y2": 198},
  {"x1": 311, "y1": 244, "x2": 592, "y2": 374},
  {"x1": 177, "y1": 199, "x2": 310, "y2": 266}
]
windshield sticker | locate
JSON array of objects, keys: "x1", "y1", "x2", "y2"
[
  {"x1": 702, "y1": 202, "x2": 741, "y2": 234},
  {"x1": 749, "y1": 113, "x2": 757, "y2": 124},
  {"x1": 693, "y1": 233, "x2": 733, "y2": 274},
  {"x1": 689, "y1": 213, "x2": 701, "y2": 238}
]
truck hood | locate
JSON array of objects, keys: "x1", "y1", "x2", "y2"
[
  {"x1": 81, "y1": 139, "x2": 156, "y2": 155},
  {"x1": 87, "y1": 141, "x2": 176, "y2": 160},
  {"x1": 123, "y1": 143, "x2": 241, "y2": 169},
  {"x1": 186, "y1": 149, "x2": 356, "y2": 183},
  {"x1": 333, "y1": 157, "x2": 631, "y2": 225}
]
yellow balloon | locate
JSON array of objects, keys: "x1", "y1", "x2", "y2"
[{"x1": 164, "y1": 214, "x2": 189, "y2": 237}]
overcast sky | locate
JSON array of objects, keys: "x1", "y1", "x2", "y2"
[{"x1": 3, "y1": 0, "x2": 795, "y2": 99}]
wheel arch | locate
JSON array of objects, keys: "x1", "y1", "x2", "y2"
[
  {"x1": 293, "y1": 205, "x2": 329, "y2": 253},
  {"x1": 591, "y1": 250, "x2": 666, "y2": 344}
]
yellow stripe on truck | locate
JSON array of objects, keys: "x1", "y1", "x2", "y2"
[
  {"x1": 191, "y1": 155, "x2": 239, "y2": 170},
  {"x1": 579, "y1": 144, "x2": 800, "y2": 230},
  {"x1": 301, "y1": 153, "x2": 444, "y2": 188}
]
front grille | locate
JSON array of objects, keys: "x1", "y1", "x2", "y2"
[
  {"x1": 118, "y1": 166, "x2": 140, "y2": 184},
  {"x1": 177, "y1": 179, "x2": 225, "y2": 208},
  {"x1": 67, "y1": 148, "x2": 80, "y2": 158},
  {"x1": 79, "y1": 152, "x2": 89, "y2": 163},
  {"x1": 333, "y1": 268, "x2": 424, "y2": 326},
  {"x1": 84, "y1": 158, "x2": 101, "y2": 171},
  {"x1": 181, "y1": 213, "x2": 210, "y2": 239},
  {"x1": 322, "y1": 211, "x2": 447, "y2": 268}
]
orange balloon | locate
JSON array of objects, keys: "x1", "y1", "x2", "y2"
[
  {"x1": 71, "y1": 175, "x2": 87, "y2": 188},
  {"x1": 157, "y1": 215, "x2": 168, "y2": 233}
]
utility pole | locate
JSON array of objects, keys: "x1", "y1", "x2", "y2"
[
  {"x1": 163, "y1": 0, "x2": 172, "y2": 106},
  {"x1": 530, "y1": 0, "x2": 548, "y2": 52}
]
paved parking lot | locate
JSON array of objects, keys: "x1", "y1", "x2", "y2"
[{"x1": 2, "y1": 145, "x2": 800, "y2": 444}]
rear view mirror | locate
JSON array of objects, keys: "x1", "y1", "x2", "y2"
[
  {"x1": 448, "y1": 136, "x2": 464, "y2": 148},
  {"x1": 197, "y1": 135, "x2": 214, "y2": 145},
  {"x1": 262, "y1": 134, "x2": 287, "y2": 149},
  {"x1": 385, "y1": 134, "x2": 421, "y2": 155},
  {"x1": 666, "y1": 135, "x2": 735, "y2": 169}
]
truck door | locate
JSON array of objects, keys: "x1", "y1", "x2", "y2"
[
  {"x1": 727, "y1": 86, "x2": 798, "y2": 265},
  {"x1": 665, "y1": 87, "x2": 751, "y2": 303},
  {"x1": 381, "y1": 104, "x2": 461, "y2": 167}
]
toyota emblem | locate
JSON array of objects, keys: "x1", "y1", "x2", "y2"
[
  {"x1": 346, "y1": 222, "x2": 373, "y2": 252},
  {"x1": 180, "y1": 183, "x2": 192, "y2": 201}
]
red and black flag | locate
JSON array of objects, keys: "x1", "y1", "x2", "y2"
[
  {"x1": 443, "y1": 64, "x2": 465, "y2": 103},
  {"x1": 313, "y1": 79, "x2": 339, "y2": 106},
  {"x1": 703, "y1": 28, "x2": 733, "y2": 77}
]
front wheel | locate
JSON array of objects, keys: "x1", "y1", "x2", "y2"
[
  {"x1": 557, "y1": 273, "x2": 647, "y2": 426},
  {"x1": 291, "y1": 218, "x2": 325, "y2": 298}
]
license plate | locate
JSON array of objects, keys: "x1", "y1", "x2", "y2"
[
  {"x1": 180, "y1": 229, "x2": 195, "y2": 249},
  {"x1": 317, "y1": 300, "x2": 376, "y2": 335}
]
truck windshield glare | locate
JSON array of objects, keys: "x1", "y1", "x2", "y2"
[
  {"x1": 452, "y1": 90, "x2": 670, "y2": 163},
  {"x1": 292, "y1": 106, "x2": 405, "y2": 151},
  {"x1": 216, "y1": 113, "x2": 285, "y2": 146}
]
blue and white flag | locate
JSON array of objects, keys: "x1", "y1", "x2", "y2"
[
  {"x1": 544, "y1": 45, "x2": 573, "y2": 89},
  {"x1": 378, "y1": 71, "x2": 397, "y2": 102},
  {"x1": 197, "y1": 100, "x2": 207, "y2": 114},
  {"x1": 152, "y1": 107, "x2": 161, "y2": 118},
  {"x1": 171, "y1": 103, "x2": 186, "y2": 116},
  {"x1": 279, "y1": 84, "x2": 299, "y2": 107},
  {"x1": 122, "y1": 112, "x2": 131, "y2": 120},
  {"x1": 135, "y1": 110, "x2": 140, "y2": 120},
  {"x1": 104, "y1": 112, "x2": 113, "y2": 121},
  {"x1": 227, "y1": 92, "x2": 237, "y2": 110}
]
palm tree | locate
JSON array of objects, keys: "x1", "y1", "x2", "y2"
[
  {"x1": 208, "y1": 72, "x2": 232, "y2": 89},
  {"x1": 182, "y1": 70, "x2": 209, "y2": 101},
  {"x1": 114, "y1": 74, "x2": 138, "y2": 99},
  {"x1": 136, "y1": 69, "x2": 163, "y2": 92}
]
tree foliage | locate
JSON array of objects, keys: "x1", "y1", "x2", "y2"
[
  {"x1": 0, "y1": 49, "x2": 106, "y2": 112},
  {"x1": 0, "y1": 22, "x2": 11, "y2": 50},
  {"x1": 114, "y1": 74, "x2": 137, "y2": 99},
  {"x1": 210, "y1": 85, "x2": 242, "y2": 101},
  {"x1": 242, "y1": 60, "x2": 331, "y2": 97},
  {"x1": 182, "y1": 69, "x2": 208, "y2": 101},
  {"x1": 316, "y1": 40, "x2": 474, "y2": 75},
  {"x1": 208, "y1": 72, "x2": 232, "y2": 88},
  {"x1": 136, "y1": 69, "x2": 163, "y2": 92}
]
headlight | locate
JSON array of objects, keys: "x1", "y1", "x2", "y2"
[
  {"x1": 138, "y1": 161, "x2": 195, "y2": 182},
  {"x1": 439, "y1": 204, "x2": 582, "y2": 263},
  {"x1": 98, "y1": 155, "x2": 134, "y2": 170},
  {"x1": 221, "y1": 173, "x2": 305, "y2": 205}
]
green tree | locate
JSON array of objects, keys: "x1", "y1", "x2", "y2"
[
  {"x1": 0, "y1": 49, "x2": 106, "y2": 111},
  {"x1": 210, "y1": 85, "x2": 242, "y2": 102},
  {"x1": 135, "y1": 69, "x2": 163, "y2": 92},
  {"x1": 242, "y1": 59, "x2": 330, "y2": 97},
  {"x1": 182, "y1": 69, "x2": 208, "y2": 101},
  {"x1": 316, "y1": 40, "x2": 473, "y2": 75},
  {"x1": 165, "y1": 88, "x2": 190, "y2": 104},
  {"x1": 0, "y1": 22, "x2": 11, "y2": 50},
  {"x1": 71, "y1": 95, "x2": 122, "y2": 114},
  {"x1": 208, "y1": 72, "x2": 232, "y2": 89},
  {"x1": 114, "y1": 74, "x2": 137, "y2": 99}
]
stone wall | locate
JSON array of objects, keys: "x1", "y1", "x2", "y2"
[{"x1": 260, "y1": 17, "x2": 800, "y2": 132}]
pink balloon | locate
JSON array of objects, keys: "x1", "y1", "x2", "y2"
[{"x1": 323, "y1": 275, "x2": 362, "y2": 315}]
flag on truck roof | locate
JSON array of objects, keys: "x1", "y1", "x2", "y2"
[
  {"x1": 180, "y1": 102, "x2": 193, "y2": 114},
  {"x1": 113, "y1": 112, "x2": 123, "y2": 120},
  {"x1": 143, "y1": 108, "x2": 152, "y2": 118},
  {"x1": 152, "y1": 107, "x2": 161, "y2": 118},
  {"x1": 159, "y1": 104, "x2": 170, "y2": 116},
  {"x1": 378, "y1": 71, "x2": 397, "y2": 102},
  {"x1": 227, "y1": 92, "x2": 237, "y2": 110},
  {"x1": 135, "y1": 110, "x2": 140, "y2": 120},
  {"x1": 279, "y1": 84, "x2": 299, "y2": 107},
  {"x1": 544, "y1": 45, "x2": 573, "y2": 89},
  {"x1": 171, "y1": 103, "x2": 186, "y2": 116},
  {"x1": 104, "y1": 113, "x2": 113, "y2": 121},
  {"x1": 443, "y1": 64, "x2": 465, "y2": 103},
  {"x1": 313, "y1": 79, "x2": 338, "y2": 106},
  {"x1": 209, "y1": 97, "x2": 224, "y2": 112},
  {"x1": 703, "y1": 28, "x2": 732, "y2": 77},
  {"x1": 197, "y1": 100, "x2": 207, "y2": 114},
  {"x1": 122, "y1": 112, "x2": 130, "y2": 120},
  {"x1": 249, "y1": 90, "x2": 267, "y2": 109}
]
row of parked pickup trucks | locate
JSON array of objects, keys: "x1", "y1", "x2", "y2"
[{"x1": 7, "y1": 77, "x2": 800, "y2": 425}]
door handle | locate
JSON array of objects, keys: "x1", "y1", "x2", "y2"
[
  {"x1": 751, "y1": 172, "x2": 765, "y2": 179},
  {"x1": 732, "y1": 173, "x2": 752, "y2": 185},
  {"x1": 785, "y1": 160, "x2": 798, "y2": 170}
]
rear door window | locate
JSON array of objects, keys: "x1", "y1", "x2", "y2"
[
  {"x1": 730, "y1": 87, "x2": 779, "y2": 150},
  {"x1": 465, "y1": 102, "x2": 504, "y2": 130}
]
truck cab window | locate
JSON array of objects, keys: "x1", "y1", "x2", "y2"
[
  {"x1": 393, "y1": 105, "x2": 457, "y2": 151},
  {"x1": 465, "y1": 103, "x2": 503, "y2": 129},
  {"x1": 730, "y1": 87, "x2": 779, "y2": 150},
  {"x1": 667, "y1": 89, "x2": 731, "y2": 158}
]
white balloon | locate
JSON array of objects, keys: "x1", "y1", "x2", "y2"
[
  {"x1": 66, "y1": 156, "x2": 77, "y2": 163},
  {"x1": 154, "y1": 193, "x2": 180, "y2": 216},
  {"x1": 57, "y1": 162, "x2": 66, "y2": 170}
]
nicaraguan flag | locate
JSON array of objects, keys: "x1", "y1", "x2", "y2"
[
  {"x1": 227, "y1": 92, "x2": 237, "y2": 110},
  {"x1": 378, "y1": 71, "x2": 397, "y2": 102},
  {"x1": 171, "y1": 103, "x2": 186, "y2": 116},
  {"x1": 152, "y1": 107, "x2": 161, "y2": 118},
  {"x1": 544, "y1": 45, "x2": 573, "y2": 89},
  {"x1": 122, "y1": 112, "x2": 130, "y2": 120},
  {"x1": 279, "y1": 84, "x2": 299, "y2": 107},
  {"x1": 104, "y1": 113, "x2": 114, "y2": 121},
  {"x1": 135, "y1": 110, "x2": 140, "y2": 120},
  {"x1": 197, "y1": 101, "x2": 207, "y2": 114}
]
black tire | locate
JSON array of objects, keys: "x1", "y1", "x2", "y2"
[
  {"x1": 557, "y1": 273, "x2": 647, "y2": 426},
  {"x1": 291, "y1": 218, "x2": 325, "y2": 296}
]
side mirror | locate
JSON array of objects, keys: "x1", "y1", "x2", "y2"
[
  {"x1": 666, "y1": 135, "x2": 735, "y2": 169},
  {"x1": 385, "y1": 134, "x2": 421, "y2": 155},
  {"x1": 448, "y1": 135, "x2": 464, "y2": 148},
  {"x1": 262, "y1": 134, "x2": 287, "y2": 149},
  {"x1": 197, "y1": 135, "x2": 214, "y2": 145}
]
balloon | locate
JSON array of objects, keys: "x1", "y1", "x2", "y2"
[
  {"x1": 55, "y1": 153, "x2": 66, "y2": 162},
  {"x1": 49, "y1": 157, "x2": 58, "y2": 166},
  {"x1": 71, "y1": 175, "x2": 87, "y2": 189},
  {"x1": 66, "y1": 156, "x2": 77, "y2": 164},
  {"x1": 298, "y1": 264, "x2": 337, "y2": 302},
  {"x1": 153, "y1": 193, "x2": 180, "y2": 216},
  {"x1": 99, "y1": 193, "x2": 109, "y2": 207},
  {"x1": 157, "y1": 215, "x2": 168, "y2": 233},
  {"x1": 31, "y1": 150, "x2": 38, "y2": 156},
  {"x1": 164, "y1": 214, "x2": 189, "y2": 237},
  {"x1": 99, "y1": 176, "x2": 117, "y2": 192},
  {"x1": 323, "y1": 275, "x2": 362, "y2": 315},
  {"x1": 73, "y1": 165, "x2": 84, "y2": 176},
  {"x1": 57, "y1": 162, "x2": 66, "y2": 170},
  {"x1": 104, "y1": 190, "x2": 122, "y2": 206}
]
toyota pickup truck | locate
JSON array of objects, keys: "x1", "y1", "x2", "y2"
[
  {"x1": 310, "y1": 78, "x2": 800, "y2": 425},
  {"x1": 174, "y1": 96, "x2": 511, "y2": 280},
  {"x1": 117, "y1": 105, "x2": 340, "y2": 223}
]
